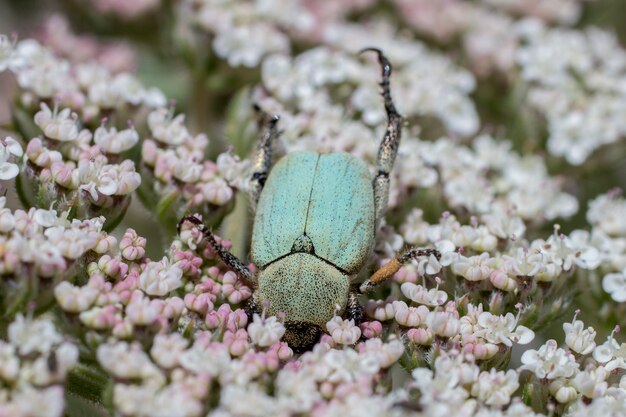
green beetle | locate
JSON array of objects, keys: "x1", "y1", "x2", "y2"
[{"x1": 180, "y1": 49, "x2": 438, "y2": 351}]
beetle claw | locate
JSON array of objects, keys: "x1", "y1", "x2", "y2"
[{"x1": 177, "y1": 214, "x2": 203, "y2": 235}]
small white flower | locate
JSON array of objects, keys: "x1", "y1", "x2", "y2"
[
  {"x1": 571, "y1": 366, "x2": 608, "y2": 399},
  {"x1": 248, "y1": 314, "x2": 286, "y2": 347},
  {"x1": 365, "y1": 298, "x2": 396, "y2": 321},
  {"x1": 125, "y1": 295, "x2": 160, "y2": 325},
  {"x1": 593, "y1": 331, "x2": 626, "y2": 372},
  {"x1": 97, "y1": 342, "x2": 164, "y2": 383},
  {"x1": 54, "y1": 281, "x2": 99, "y2": 313},
  {"x1": 150, "y1": 333, "x2": 189, "y2": 369},
  {"x1": 475, "y1": 311, "x2": 535, "y2": 347},
  {"x1": 520, "y1": 339, "x2": 578, "y2": 379},
  {"x1": 10, "y1": 385, "x2": 66, "y2": 417},
  {"x1": 8, "y1": 314, "x2": 63, "y2": 355},
  {"x1": 452, "y1": 252, "x2": 494, "y2": 281},
  {"x1": 138, "y1": 257, "x2": 184, "y2": 296},
  {"x1": 504, "y1": 248, "x2": 544, "y2": 277},
  {"x1": 200, "y1": 177, "x2": 234, "y2": 205},
  {"x1": 94, "y1": 125, "x2": 139, "y2": 154},
  {"x1": 0, "y1": 34, "x2": 17, "y2": 72},
  {"x1": 587, "y1": 192, "x2": 626, "y2": 237},
  {"x1": 603, "y1": 268, "x2": 626, "y2": 302},
  {"x1": 34, "y1": 103, "x2": 79, "y2": 142},
  {"x1": 0, "y1": 136, "x2": 23, "y2": 180},
  {"x1": 148, "y1": 108, "x2": 191, "y2": 146},
  {"x1": 393, "y1": 301, "x2": 429, "y2": 327},
  {"x1": 549, "y1": 378, "x2": 578, "y2": 404},
  {"x1": 471, "y1": 368, "x2": 520, "y2": 406},
  {"x1": 326, "y1": 316, "x2": 361, "y2": 345},
  {"x1": 426, "y1": 310, "x2": 460, "y2": 338},
  {"x1": 563, "y1": 314, "x2": 596, "y2": 355},
  {"x1": 214, "y1": 24, "x2": 289, "y2": 68},
  {"x1": 179, "y1": 340, "x2": 231, "y2": 376},
  {"x1": 401, "y1": 281, "x2": 448, "y2": 306},
  {"x1": 0, "y1": 341, "x2": 19, "y2": 382}
]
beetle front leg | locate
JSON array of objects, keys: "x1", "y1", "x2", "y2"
[
  {"x1": 362, "y1": 48, "x2": 403, "y2": 229},
  {"x1": 250, "y1": 106, "x2": 280, "y2": 206},
  {"x1": 178, "y1": 215, "x2": 256, "y2": 287},
  {"x1": 344, "y1": 291, "x2": 363, "y2": 325},
  {"x1": 359, "y1": 248, "x2": 440, "y2": 294}
]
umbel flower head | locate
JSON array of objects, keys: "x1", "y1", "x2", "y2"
[{"x1": 0, "y1": 0, "x2": 625, "y2": 413}]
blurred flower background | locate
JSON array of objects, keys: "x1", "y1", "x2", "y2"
[{"x1": 1, "y1": 0, "x2": 626, "y2": 416}]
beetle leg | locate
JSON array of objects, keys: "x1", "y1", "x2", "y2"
[
  {"x1": 359, "y1": 248, "x2": 440, "y2": 294},
  {"x1": 244, "y1": 296, "x2": 260, "y2": 323},
  {"x1": 178, "y1": 215, "x2": 256, "y2": 287},
  {"x1": 250, "y1": 105, "x2": 280, "y2": 206},
  {"x1": 362, "y1": 48, "x2": 403, "y2": 229},
  {"x1": 344, "y1": 291, "x2": 363, "y2": 325}
]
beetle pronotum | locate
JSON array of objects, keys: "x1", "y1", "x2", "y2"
[{"x1": 179, "y1": 49, "x2": 440, "y2": 351}]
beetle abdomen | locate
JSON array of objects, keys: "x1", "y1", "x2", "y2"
[
  {"x1": 252, "y1": 151, "x2": 375, "y2": 275},
  {"x1": 255, "y1": 253, "x2": 350, "y2": 327}
]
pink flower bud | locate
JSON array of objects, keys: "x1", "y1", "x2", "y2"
[
  {"x1": 426, "y1": 311, "x2": 460, "y2": 338},
  {"x1": 394, "y1": 266, "x2": 418, "y2": 284},
  {"x1": 394, "y1": 302, "x2": 429, "y2": 327},
  {"x1": 98, "y1": 255, "x2": 128, "y2": 278},
  {"x1": 227, "y1": 308, "x2": 248, "y2": 331},
  {"x1": 319, "y1": 334, "x2": 335, "y2": 347},
  {"x1": 360, "y1": 321, "x2": 383, "y2": 339},
  {"x1": 224, "y1": 329, "x2": 249, "y2": 357},
  {"x1": 264, "y1": 350, "x2": 280, "y2": 372},
  {"x1": 205, "y1": 311, "x2": 222, "y2": 329},
  {"x1": 164, "y1": 296, "x2": 184, "y2": 317},
  {"x1": 269, "y1": 342, "x2": 293, "y2": 361},
  {"x1": 365, "y1": 298, "x2": 396, "y2": 321},
  {"x1": 184, "y1": 293, "x2": 214, "y2": 314},
  {"x1": 326, "y1": 317, "x2": 361, "y2": 345},
  {"x1": 120, "y1": 228, "x2": 146, "y2": 261},
  {"x1": 471, "y1": 342, "x2": 499, "y2": 360},
  {"x1": 407, "y1": 328, "x2": 433, "y2": 345},
  {"x1": 112, "y1": 319, "x2": 133, "y2": 338},
  {"x1": 95, "y1": 235, "x2": 118, "y2": 254},
  {"x1": 490, "y1": 269, "x2": 517, "y2": 291},
  {"x1": 50, "y1": 161, "x2": 73, "y2": 186},
  {"x1": 320, "y1": 381, "x2": 334, "y2": 399}
]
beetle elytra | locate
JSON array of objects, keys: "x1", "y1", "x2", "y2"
[{"x1": 180, "y1": 49, "x2": 439, "y2": 351}]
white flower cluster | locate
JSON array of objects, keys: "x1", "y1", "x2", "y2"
[
  {"x1": 0, "y1": 198, "x2": 113, "y2": 278},
  {"x1": 0, "y1": 36, "x2": 165, "y2": 119},
  {"x1": 141, "y1": 108, "x2": 250, "y2": 209},
  {"x1": 391, "y1": 134, "x2": 579, "y2": 216},
  {"x1": 516, "y1": 23, "x2": 626, "y2": 165},
  {"x1": 0, "y1": 136, "x2": 24, "y2": 180},
  {"x1": 259, "y1": 39, "x2": 478, "y2": 156},
  {"x1": 211, "y1": 337, "x2": 404, "y2": 416},
  {"x1": 54, "y1": 228, "x2": 191, "y2": 338},
  {"x1": 411, "y1": 352, "x2": 534, "y2": 415},
  {"x1": 369, "y1": 294, "x2": 534, "y2": 360},
  {"x1": 480, "y1": 0, "x2": 592, "y2": 25},
  {"x1": 24, "y1": 102, "x2": 141, "y2": 208},
  {"x1": 180, "y1": 0, "x2": 313, "y2": 68},
  {"x1": 397, "y1": 206, "x2": 600, "y2": 289},
  {"x1": 0, "y1": 315, "x2": 78, "y2": 417},
  {"x1": 517, "y1": 317, "x2": 626, "y2": 413},
  {"x1": 392, "y1": 0, "x2": 593, "y2": 79},
  {"x1": 585, "y1": 191, "x2": 626, "y2": 303}
]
